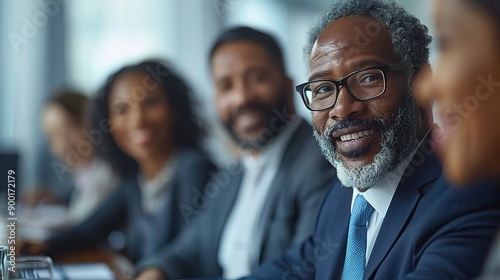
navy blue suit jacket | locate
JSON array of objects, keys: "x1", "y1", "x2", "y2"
[{"x1": 246, "y1": 142, "x2": 500, "y2": 279}]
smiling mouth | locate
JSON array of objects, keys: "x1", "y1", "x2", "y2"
[
  {"x1": 338, "y1": 129, "x2": 375, "y2": 142},
  {"x1": 331, "y1": 127, "x2": 380, "y2": 159}
]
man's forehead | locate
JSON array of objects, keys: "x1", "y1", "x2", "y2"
[
  {"x1": 309, "y1": 16, "x2": 397, "y2": 75},
  {"x1": 212, "y1": 41, "x2": 276, "y2": 75},
  {"x1": 310, "y1": 39, "x2": 352, "y2": 64},
  {"x1": 309, "y1": 39, "x2": 359, "y2": 72}
]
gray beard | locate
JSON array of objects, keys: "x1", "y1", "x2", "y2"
[{"x1": 313, "y1": 94, "x2": 418, "y2": 189}]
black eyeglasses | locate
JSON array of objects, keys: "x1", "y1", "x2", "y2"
[{"x1": 296, "y1": 63, "x2": 415, "y2": 111}]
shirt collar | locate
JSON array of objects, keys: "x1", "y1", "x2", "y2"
[
  {"x1": 138, "y1": 155, "x2": 176, "y2": 193},
  {"x1": 73, "y1": 157, "x2": 101, "y2": 192},
  {"x1": 137, "y1": 155, "x2": 177, "y2": 214},
  {"x1": 351, "y1": 126, "x2": 433, "y2": 217}
]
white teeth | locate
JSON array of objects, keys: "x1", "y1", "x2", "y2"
[{"x1": 339, "y1": 129, "x2": 375, "y2": 142}]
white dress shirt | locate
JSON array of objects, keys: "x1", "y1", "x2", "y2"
[
  {"x1": 218, "y1": 117, "x2": 301, "y2": 279},
  {"x1": 69, "y1": 157, "x2": 118, "y2": 222},
  {"x1": 137, "y1": 156, "x2": 176, "y2": 215},
  {"x1": 347, "y1": 128, "x2": 432, "y2": 268}
]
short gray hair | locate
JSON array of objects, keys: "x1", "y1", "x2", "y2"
[{"x1": 305, "y1": 0, "x2": 432, "y2": 71}]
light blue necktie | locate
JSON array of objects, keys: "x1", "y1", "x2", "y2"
[{"x1": 342, "y1": 195, "x2": 374, "y2": 280}]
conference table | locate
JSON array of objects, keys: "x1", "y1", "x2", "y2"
[
  {"x1": 0, "y1": 204, "x2": 135, "y2": 280},
  {"x1": 53, "y1": 248, "x2": 135, "y2": 280}
]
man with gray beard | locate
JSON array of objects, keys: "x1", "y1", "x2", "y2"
[
  {"x1": 314, "y1": 92, "x2": 418, "y2": 189},
  {"x1": 242, "y1": 0, "x2": 500, "y2": 279}
]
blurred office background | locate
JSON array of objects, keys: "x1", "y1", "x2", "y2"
[{"x1": 0, "y1": 0, "x2": 433, "y2": 193}]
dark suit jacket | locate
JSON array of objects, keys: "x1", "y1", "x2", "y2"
[
  {"x1": 246, "y1": 139, "x2": 500, "y2": 280},
  {"x1": 47, "y1": 148, "x2": 216, "y2": 263},
  {"x1": 135, "y1": 118, "x2": 338, "y2": 278}
]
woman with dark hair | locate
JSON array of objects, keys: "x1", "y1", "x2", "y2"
[
  {"x1": 93, "y1": 60, "x2": 205, "y2": 178},
  {"x1": 28, "y1": 60, "x2": 216, "y2": 264},
  {"x1": 417, "y1": 0, "x2": 500, "y2": 278},
  {"x1": 40, "y1": 90, "x2": 118, "y2": 222}
]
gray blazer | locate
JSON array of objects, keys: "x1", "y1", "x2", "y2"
[
  {"x1": 46, "y1": 148, "x2": 216, "y2": 263},
  {"x1": 136, "y1": 118, "x2": 338, "y2": 279}
]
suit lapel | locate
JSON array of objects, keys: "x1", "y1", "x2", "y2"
[
  {"x1": 251, "y1": 119, "x2": 309, "y2": 266},
  {"x1": 364, "y1": 141, "x2": 442, "y2": 279},
  {"x1": 320, "y1": 185, "x2": 353, "y2": 280},
  {"x1": 250, "y1": 159, "x2": 287, "y2": 266}
]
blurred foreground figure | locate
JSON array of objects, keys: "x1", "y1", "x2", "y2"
[
  {"x1": 416, "y1": 0, "x2": 500, "y2": 279},
  {"x1": 420, "y1": 0, "x2": 500, "y2": 185}
]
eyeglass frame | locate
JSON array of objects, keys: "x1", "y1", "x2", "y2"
[{"x1": 296, "y1": 63, "x2": 416, "y2": 111}]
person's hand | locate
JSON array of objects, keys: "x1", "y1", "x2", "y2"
[
  {"x1": 135, "y1": 268, "x2": 167, "y2": 280},
  {"x1": 19, "y1": 240, "x2": 50, "y2": 256},
  {"x1": 21, "y1": 187, "x2": 63, "y2": 206}
]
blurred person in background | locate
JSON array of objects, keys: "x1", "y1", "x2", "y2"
[
  {"x1": 23, "y1": 60, "x2": 216, "y2": 264},
  {"x1": 21, "y1": 90, "x2": 118, "y2": 232},
  {"x1": 135, "y1": 27, "x2": 337, "y2": 280},
  {"x1": 416, "y1": 0, "x2": 500, "y2": 279},
  {"x1": 37, "y1": 90, "x2": 118, "y2": 223}
]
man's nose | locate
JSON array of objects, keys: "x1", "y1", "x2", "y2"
[
  {"x1": 327, "y1": 86, "x2": 366, "y2": 121},
  {"x1": 232, "y1": 81, "x2": 257, "y2": 108}
]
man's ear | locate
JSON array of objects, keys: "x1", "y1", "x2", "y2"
[{"x1": 412, "y1": 62, "x2": 434, "y2": 137}]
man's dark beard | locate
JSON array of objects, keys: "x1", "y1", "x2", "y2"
[{"x1": 224, "y1": 93, "x2": 288, "y2": 150}]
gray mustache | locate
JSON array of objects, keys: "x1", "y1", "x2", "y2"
[{"x1": 324, "y1": 118, "x2": 387, "y2": 137}]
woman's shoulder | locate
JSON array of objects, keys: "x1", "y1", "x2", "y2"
[{"x1": 175, "y1": 148, "x2": 216, "y2": 172}]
